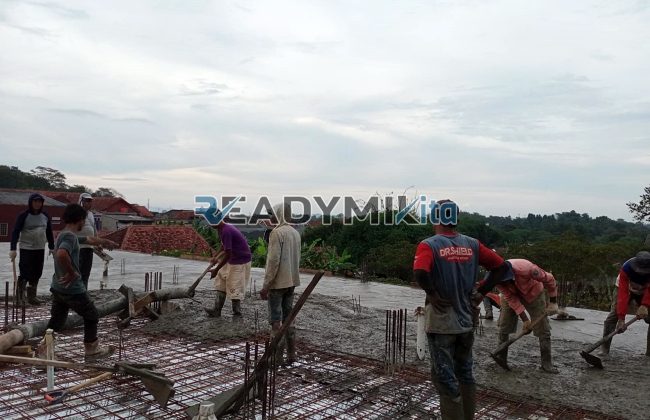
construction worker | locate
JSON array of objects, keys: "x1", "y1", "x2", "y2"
[
  {"x1": 205, "y1": 219, "x2": 252, "y2": 318},
  {"x1": 9, "y1": 193, "x2": 55, "y2": 306},
  {"x1": 260, "y1": 203, "x2": 301, "y2": 366},
  {"x1": 413, "y1": 199, "x2": 510, "y2": 420},
  {"x1": 77, "y1": 193, "x2": 98, "y2": 290},
  {"x1": 488, "y1": 259, "x2": 560, "y2": 373},
  {"x1": 599, "y1": 251, "x2": 650, "y2": 357},
  {"x1": 42, "y1": 203, "x2": 118, "y2": 361}
]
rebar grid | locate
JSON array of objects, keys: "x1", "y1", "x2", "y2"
[{"x1": 0, "y1": 305, "x2": 625, "y2": 420}]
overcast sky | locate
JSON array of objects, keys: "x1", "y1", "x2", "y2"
[{"x1": 1, "y1": 0, "x2": 649, "y2": 220}]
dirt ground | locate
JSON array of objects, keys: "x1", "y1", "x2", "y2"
[{"x1": 131, "y1": 289, "x2": 650, "y2": 419}]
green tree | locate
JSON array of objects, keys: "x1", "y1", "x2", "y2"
[
  {"x1": 29, "y1": 166, "x2": 68, "y2": 190},
  {"x1": 627, "y1": 186, "x2": 650, "y2": 223},
  {"x1": 93, "y1": 187, "x2": 124, "y2": 198}
]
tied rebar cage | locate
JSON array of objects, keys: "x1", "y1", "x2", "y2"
[
  {"x1": 0, "y1": 303, "x2": 626, "y2": 420},
  {"x1": 384, "y1": 309, "x2": 407, "y2": 375}
]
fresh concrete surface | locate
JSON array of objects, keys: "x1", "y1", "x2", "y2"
[{"x1": 0, "y1": 242, "x2": 647, "y2": 353}]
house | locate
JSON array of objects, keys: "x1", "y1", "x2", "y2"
[
  {"x1": 101, "y1": 213, "x2": 155, "y2": 231},
  {"x1": 156, "y1": 209, "x2": 202, "y2": 224},
  {"x1": 0, "y1": 191, "x2": 67, "y2": 243}
]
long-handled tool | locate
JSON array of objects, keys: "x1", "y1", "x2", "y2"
[
  {"x1": 579, "y1": 315, "x2": 641, "y2": 368},
  {"x1": 45, "y1": 372, "x2": 113, "y2": 405},
  {"x1": 187, "y1": 252, "x2": 224, "y2": 297},
  {"x1": 490, "y1": 315, "x2": 546, "y2": 371}
]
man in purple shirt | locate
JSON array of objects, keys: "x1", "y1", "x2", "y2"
[{"x1": 205, "y1": 220, "x2": 252, "y2": 318}]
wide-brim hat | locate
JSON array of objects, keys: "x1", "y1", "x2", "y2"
[{"x1": 630, "y1": 251, "x2": 650, "y2": 275}]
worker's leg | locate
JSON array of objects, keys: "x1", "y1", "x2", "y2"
[
  {"x1": 600, "y1": 287, "x2": 620, "y2": 356},
  {"x1": 78, "y1": 248, "x2": 94, "y2": 291},
  {"x1": 19, "y1": 249, "x2": 45, "y2": 306},
  {"x1": 282, "y1": 287, "x2": 297, "y2": 364},
  {"x1": 454, "y1": 330, "x2": 476, "y2": 420},
  {"x1": 37, "y1": 290, "x2": 70, "y2": 367},
  {"x1": 206, "y1": 266, "x2": 228, "y2": 317},
  {"x1": 267, "y1": 288, "x2": 286, "y2": 366},
  {"x1": 496, "y1": 299, "x2": 518, "y2": 363},
  {"x1": 427, "y1": 333, "x2": 464, "y2": 419},
  {"x1": 227, "y1": 263, "x2": 246, "y2": 317},
  {"x1": 525, "y1": 294, "x2": 558, "y2": 373}
]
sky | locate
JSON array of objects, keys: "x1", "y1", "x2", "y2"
[{"x1": 1, "y1": 0, "x2": 649, "y2": 220}]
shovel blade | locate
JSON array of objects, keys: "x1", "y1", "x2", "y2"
[
  {"x1": 490, "y1": 352, "x2": 511, "y2": 371},
  {"x1": 580, "y1": 350, "x2": 603, "y2": 369},
  {"x1": 141, "y1": 378, "x2": 175, "y2": 409}
]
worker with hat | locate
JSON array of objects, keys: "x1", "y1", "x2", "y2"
[
  {"x1": 77, "y1": 193, "x2": 98, "y2": 290},
  {"x1": 599, "y1": 251, "x2": 650, "y2": 357},
  {"x1": 9, "y1": 193, "x2": 55, "y2": 306},
  {"x1": 487, "y1": 259, "x2": 560, "y2": 373}
]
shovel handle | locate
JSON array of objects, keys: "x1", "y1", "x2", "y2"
[
  {"x1": 583, "y1": 315, "x2": 641, "y2": 354},
  {"x1": 69, "y1": 372, "x2": 113, "y2": 393},
  {"x1": 187, "y1": 255, "x2": 222, "y2": 296}
]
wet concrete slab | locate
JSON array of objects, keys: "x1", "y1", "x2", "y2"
[{"x1": 0, "y1": 243, "x2": 646, "y2": 353}]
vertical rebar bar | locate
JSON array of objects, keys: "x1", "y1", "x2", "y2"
[
  {"x1": 385, "y1": 310, "x2": 389, "y2": 372},
  {"x1": 402, "y1": 308, "x2": 408, "y2": 366},
  {"x1": 21, "y1": 296, "x2": 25, "y2": 324},
  {"x1": 398, "y1": 309, "x2": 403, "y2": 372},
  {"x1": 391, "y1": 310, "x2": 397, "y2": 373},
  {"x1": 4, "y1": 282, "x2": 8, "y2": 331},
  {"x1": 145, "y1": 273, "x2": 149, "y2": 292},
  {"x1": 253, "y1": 340, "x2": 258, "y2": 417},
  {"x1": 244, "y1": 341, "x2": 250, "y2": 419},
  {"x1": 261, "y1": 340, "x2": 268, "y2": 419}
]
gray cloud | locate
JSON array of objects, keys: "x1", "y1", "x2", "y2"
[{"x1": 49, "y1": 108, "x2": 105, "y2": 118}]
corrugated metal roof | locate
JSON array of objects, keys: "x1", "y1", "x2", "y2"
[{"x1": 0, "y1": 192, "x2": 66, "y2": 206}]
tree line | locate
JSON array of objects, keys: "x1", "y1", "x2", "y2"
[{"x1": 0, "y1": 165, "x2": 123, "y2": 198}]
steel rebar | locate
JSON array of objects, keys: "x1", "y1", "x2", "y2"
[
  {"x1": 4, "y1": 282, "x2": 8, "y2": 331},
  {"x1": 403, "y1": 307, "x2": 407, "y2": 368}
]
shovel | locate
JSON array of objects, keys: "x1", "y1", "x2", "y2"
[
  {"x1": 45, "y1": 372, "x2": 113, "y2": 405},
  {"x1": 579, "y1": 315, "x2": 641, "y2": 368},
  {"x1": 490, "y1": 315, "x2": 546, "y2": 371}
]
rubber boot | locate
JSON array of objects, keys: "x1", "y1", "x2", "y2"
[
  {"x1": 269, "y1": 329, "x2": 285, "y2": 367},
  {"x1": 286, "y1": 325, "x2": 296, "y2": 365},
  {"x1": 458, "y1": 383, "x2": 477, "y2": 420},
  {"x1": 433, "y1": 381, "x2": 464, "y2": 420},
  {"x1": 539, "y1": 337, "x2": 559, "y2": 374},
  {"x1": 599, "y1": 321, "x2": 616, "y2": 357},
  {"x1": 645, "y1": 326, "x2": 650, "y2": 357},
  {"x1": 27, "y1": 285, "x2": 44, "y2": 306},
  {"x1": 84, "y1": 339, "x2": 116, "y2": 362},
  {"x1": 232, "y1": 299, "x2": 242, "y2": 318},
  {"x1": 205, "y1": 291, "x2": 226, "y2": 317},
  {"x1": 496, "y1": 334, "x2": 509, "y2": 364},
  {"x1": 482, "y1": 298, "x2": 493, "y2": 320},
  {"x1": 15, "y1": 280, "x2": 28, "y2": 307}
]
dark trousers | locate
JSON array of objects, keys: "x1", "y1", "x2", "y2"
[
  {"x1": 46, "y1": 289, "x2": 99, "y2": 343},
  {"x1": 427, "y1": 331, "x2": 475, "y2": 398},
  {"x1": 18, "y1": 249, "x2": 45, "y2": 287},
  {"x1": 267, "y1": 287, "x2": 295, "y2": 325},
  {"x1": 79, "y1": 248, "x2": 94, "y2": 290}
]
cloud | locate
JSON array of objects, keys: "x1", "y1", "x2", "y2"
[{"x1": 1, "y1": 0, "x2": 650, "y2": 222}]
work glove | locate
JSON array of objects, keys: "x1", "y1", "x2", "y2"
[
  {"x1": 557, "y1": 308, "x2": 569, "y2": 318},
  {"x1": 522, "y1": 320, "x2": 533, "y2": 335},
  {"x1": 616, "y1": 319, "x2": 627, "y2": 333},
  {"x1": 547, "y1": 302, "x2": 559, "y2": 316},
  {"x1": 9, "y1": 250, "x2": 17, "y2": 262},
  {"x1": 637, "y1": 305, "x2": 649, "y2": 319}
]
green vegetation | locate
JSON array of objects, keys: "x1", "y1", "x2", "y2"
[{"x1": 0, "y1": 165, "x2": 123, "y2": 197}]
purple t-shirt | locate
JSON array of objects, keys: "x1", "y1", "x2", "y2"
[{"x1": 219, "y1": 223, "x2": 252, "y2": 264}]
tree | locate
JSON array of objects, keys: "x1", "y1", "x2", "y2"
[
  {"x1": 93, "y1": 187, "x2": 124, "y2": 198},
  {"x1": 627, "y1": 186, "x2": 650, "y2": 223},
  {"x1": 29, "y1": 166, "x2": 68, "y2": 190}
]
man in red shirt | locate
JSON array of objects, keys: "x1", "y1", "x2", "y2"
[
  {"x1": 413, "y1": 200, "x2": 509, "y2": 420},
  {"x1": 489, "y1": 259, "x2": 560, "y2": 373}
]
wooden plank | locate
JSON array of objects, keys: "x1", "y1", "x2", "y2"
[{"x1": 3, "y1": 346, "x2": 33, "y2": 355}]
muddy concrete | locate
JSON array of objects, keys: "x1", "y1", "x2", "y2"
[{"x1": 140, "y1": 290, "x2": 649, "y2": 419}]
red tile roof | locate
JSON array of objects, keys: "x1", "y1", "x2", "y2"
[
  {"x1": 0, "y1": 189, "x2": 141, "y2": 214},
  {"x1": 100, "y1": 225, "x2": 213, "y2": 255},
  {"x1": 133, "y1": 205, "x2": 154, "y2": 218}
]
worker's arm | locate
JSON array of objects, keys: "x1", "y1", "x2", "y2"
[
  {"x1": 413, "y1": 242, "x2": 451, "y2": 313},
  {"x1": 475, "y1": 243, "x2": 507, "y2": 296},
  {"x1": 78, "y1": 236, "x2": 118, "y2": 250},
  {"x1": 9, "y1": 212, "x2": 28, "y2": 251},
  {"x1": 642, "y1": 282, "x2": 650, "y2": 309},
  {"x1": 211, "y1": 244, "x2": 225, "y2": 265},
  {"x1": 496, "y1": 283, "x2": 528, "y2": 321},
  {"x1": 617, "y1": 270, "x2": 631, "y2": 320},
  {"x1": 262, "y1": 230, "x2": 281, "y2": 292},
  {"x1": 44, "y1": 211, "x2": 55, "y2": 251},
  {"x1": 210, "y1": 250, "x2": 232, "y2": 278}
]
